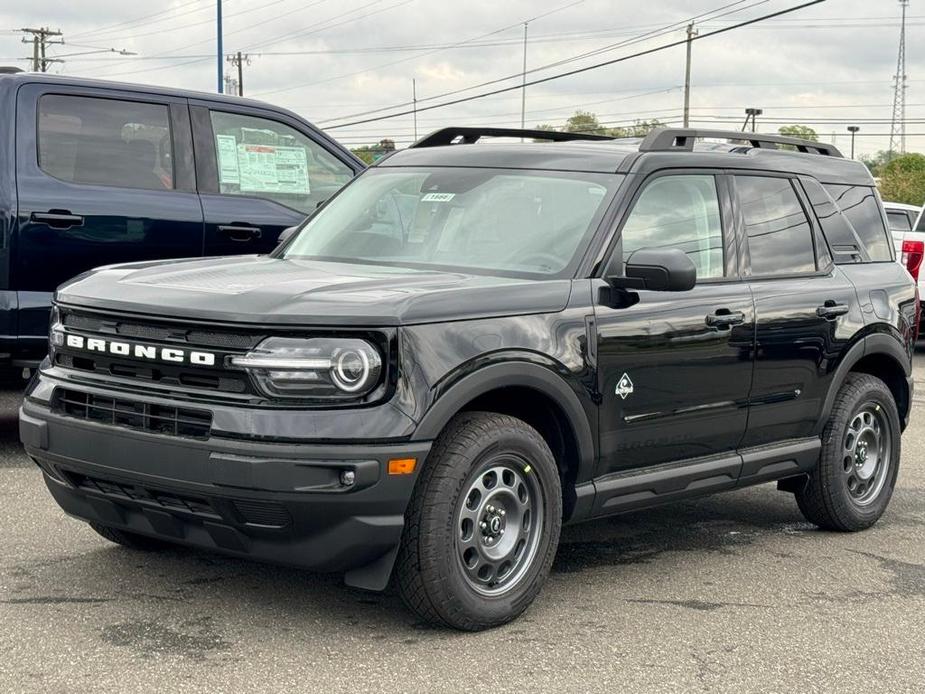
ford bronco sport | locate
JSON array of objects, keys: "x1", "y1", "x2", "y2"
[{"x1": 20, "y1": 127, "x2": 916, "y2": 631}]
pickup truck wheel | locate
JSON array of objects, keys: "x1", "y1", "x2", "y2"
[
  {"x1": 396, "y1": 412, "x2": 561, "y2": 631},
  {"x1": 795, "y1": 373, "x2": 901, "y2": 531},
  {"x1": 89, "y1": 523, "x2": 170, "y2": 551}
]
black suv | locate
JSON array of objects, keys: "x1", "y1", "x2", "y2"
[{"x1": 20, "y1": 127, "x2": 916, "y2": 631}]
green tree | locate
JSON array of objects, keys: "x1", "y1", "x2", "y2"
[
  {"x1": 778, "y1": 124, "x2": 818, "y2": 141},
  {"x1": 350, "y1": 138, "x2": 397, "y2": 165},
  {"x1": 860, "y1": 150, "x2": 891, "y2": 177},
  {"x1": 565, "y1": 110, "x2": 605, "y2": 134},
  {"x1": 879, "y1": 153, "x2": 925, "y2": 205}
]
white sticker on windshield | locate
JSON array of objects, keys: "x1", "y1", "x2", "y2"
[{"x1": 421, "y1": 192, "x2": 455, "y2": 202}]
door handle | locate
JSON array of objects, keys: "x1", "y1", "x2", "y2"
[
  {"x1": 218, "y1": 224, "x2": 263, "y2": 242},
  {"x1": 816, "y1": 301, "x2": 849, "y2": 320},
  {"x1": 706, "y1": 309, "x2": 746, "y2": 328},
  {"x1": 31, "y1": 211, "x2": 84, "y2": 229}
]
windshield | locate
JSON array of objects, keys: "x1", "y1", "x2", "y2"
[{"x1": 282, "y1": 167, "x2": 621, "y2": 277}]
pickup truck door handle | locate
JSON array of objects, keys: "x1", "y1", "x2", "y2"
[
  {"x1": 706, "y1": 309, "x2": 746, "y2": 328},
  {"x1": 218, "y1": 224, "x2": 263, "y2": 242},
  {"x1": 31, "y1": 211, "x2": 84, "y2": 229},
  {"x1": 816, "y1": 302, "x2": 849, "y2": 320}
]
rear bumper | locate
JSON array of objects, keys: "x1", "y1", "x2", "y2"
[{"x1": 20, "y1": 399, "x2": 430, "y2": 591}]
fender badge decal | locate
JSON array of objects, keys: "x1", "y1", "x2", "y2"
[{"x1": 616, "y1": 373, "x2": 634, "y2": 400}]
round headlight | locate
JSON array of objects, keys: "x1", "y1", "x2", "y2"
[{"x1": 332, "y1": 348, "x2": 371, "y2": 392}]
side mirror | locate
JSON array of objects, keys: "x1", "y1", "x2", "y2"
[
  {"x1": 609, "y1": 248, "x2": 697, "y2": 292},
  {"x1": 275, "y1": 225, "x2": 299, "y2": 249}
]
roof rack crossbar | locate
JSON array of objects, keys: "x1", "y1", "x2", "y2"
[
  {"x1": 639, "y1": 128, "x2": 844, "y2": 158},
  {"x1": 410, "y1": 126, "x2": 615, "y2": 148}
]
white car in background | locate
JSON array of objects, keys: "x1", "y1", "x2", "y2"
[{"x1": 883, "y1": 201, "x2": 924, "y2": 333}]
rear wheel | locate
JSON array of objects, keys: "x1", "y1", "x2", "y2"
[
  {"x1": 795, "y1": 373, "x2": 901, "y2": 531},
  {"x1": 89, "y1": 523, "x2": 170, "y2": 551},
  {"x1": 396, "y1": 412, "x2": 562, "y2": 631}
]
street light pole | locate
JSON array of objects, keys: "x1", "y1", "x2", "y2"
[
  {"x1": 743, "y1": 107, "x2": 763, "y2": 132},
  {"x1": 847, "y1": 126, "x2": 860, "y2": 159}
]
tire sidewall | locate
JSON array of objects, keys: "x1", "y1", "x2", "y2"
[
  {"x1": 822, "y1": 376, "x2": 901, "y2": 525},
  {"x1": 421, "y1": 419, "x2": 561, "y2": 628}
]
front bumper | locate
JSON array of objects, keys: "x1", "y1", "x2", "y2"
[{"x1": 20, "y1": 395, "x2": 431, "y2": 591}]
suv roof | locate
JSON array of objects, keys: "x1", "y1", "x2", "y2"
[
  {"x1": 383, "y1": 126, "x2": 873, "y2": 186},
  {"x1": 0, "y1": 71, "x2": 288, "y2": 115}
]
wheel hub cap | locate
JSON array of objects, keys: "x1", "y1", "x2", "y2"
[
  {"x1": 455, "y1": 458, "x2": 544, "y2": 596},
  {"x1": 842, "y1": 403, "x2": 891, "y2": 506}
]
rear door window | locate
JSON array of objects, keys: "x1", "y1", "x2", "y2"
[
  {"x1": 824, "y1": 185, "x2": 892, "y2": 261},
  {"x1": 38, "y1": 95, "x2": 174, "y2": 191},
  {"x1": 736, "y1": 175, "x2": 817, "y2": 276},
  {"x1": 209, "y1": 111, "x2": 353, "y2": 213}
]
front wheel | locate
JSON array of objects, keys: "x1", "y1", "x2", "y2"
[
  {"x1": 395, "y1": 412, "x2": 562, "y2": 631},
  {"x1": 796, "y1": 373, "x2": 901, "y2": 531}
]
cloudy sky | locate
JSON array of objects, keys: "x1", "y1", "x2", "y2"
[{"x1": 1, "y1": 0, "x2": 921, "y2": 157}]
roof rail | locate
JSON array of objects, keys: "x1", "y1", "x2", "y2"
[
  {"x1": 639, "y1": 128, "x2": 844, "y2": 158},
  {"x1": 410, "y1": 126, "x2": 614, "y2": 148}
]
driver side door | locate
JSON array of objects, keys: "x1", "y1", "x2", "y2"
[{"x1": 591, "y1": 171, "x2": 756, "y2": 513}]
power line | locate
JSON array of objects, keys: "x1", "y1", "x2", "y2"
[
  {"x1": 322, "y1": 0, "x2": 826, "y2": 131},
  {"x1": 67, "y1": 0, "x2": 209, "y2": 40},
  {"x1": 315, "y1": 0, "x2": 761, "y2": 124}
]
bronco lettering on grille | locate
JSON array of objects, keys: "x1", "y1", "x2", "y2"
[{"x1": 64, "y1": 334, "x2": 216, "y2": 366}]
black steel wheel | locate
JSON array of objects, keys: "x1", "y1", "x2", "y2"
[
  {"x1": 396, "y1": 412, "x2": 562, "y2": 631},
  {"x1": 796, "y1": 373, "x2": 901, "y2": 531}
]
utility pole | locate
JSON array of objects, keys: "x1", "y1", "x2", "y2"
[
  {"x1": 847, "y1": 126, "x2": 860, "y2": 159},
  {"x1": 412, "y1": 78, "x2": 418, "y2": 141},
  {"x1": 216, "y1": 0, "x2": 224, "y2": 93},
  {"x1": 226, "y1": 51, "x2": 250, "y2": 96},
  {"x1": 683, "y1": 23, "x2": 697, "y2": 128},
  {"x1": 521, "y1": 21, "x2": 529, "y2": 132},
  {"x1": 889, "y1": 0, "x2": 909, "y2": 161},
  {"x1": 20, "y1": 27, "x2": 63, "y2": 72}
]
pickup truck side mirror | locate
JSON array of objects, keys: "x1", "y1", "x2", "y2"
[
  {"x1": 607, "y1": 248, "x2": 697, "y2": 292},
  {"x1": 275, "y1": 225, "x2": 299, "y2": 249}
]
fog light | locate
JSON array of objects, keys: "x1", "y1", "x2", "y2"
[{"x1": 340, "y1": 470, "x2": 356, "y2": 486}]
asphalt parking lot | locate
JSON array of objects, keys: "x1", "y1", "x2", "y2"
[{"x1": 1, "y1": 362, "x2": 924, "y2": 694}]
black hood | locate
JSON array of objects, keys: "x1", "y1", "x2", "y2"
[{"x1": 56, "y1": 255, "x2": 572, "y2": 326}]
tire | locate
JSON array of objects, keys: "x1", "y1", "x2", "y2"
[
  {"x1": 396, "y1": 412, "x2": 562, "y2": 631},
  {"x1": 89, "y1": 523, "x2": 171, "y2": 551},
  {"x1": 796, "y1": 373, "x2": 901, "y2": 531}
]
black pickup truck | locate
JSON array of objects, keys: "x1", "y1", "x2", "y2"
[
  {"x1": 20, "y1": 127, "x2": 916, "y2": 630},
  {"x1": 0, "y1": 71, "x2": 362, "y2": 368}
]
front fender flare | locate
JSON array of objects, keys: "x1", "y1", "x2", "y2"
[{"x1": 411, "y1": 361, "x2": 596, "y2": 484}]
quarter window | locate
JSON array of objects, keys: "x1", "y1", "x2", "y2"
[
  {"x1": 737, "y1": 176, "x2": 816, "y2": 276},
  {"x1": 619, "y1": 174, "x2": 724, "y2": 279},
  {"x1": 209, "y1": 111, "x2": 353, "y2": 213},
  {"x1": 824, "y1": 185, "x2": 892, "y2": 261},
  {"x1": 38, "y1": 95, "x2": 174, "y2": 191}
]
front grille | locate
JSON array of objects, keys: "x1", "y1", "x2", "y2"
[
  {"x1": 62, "y1": 311, "x2": 263, "y2": 350},
  {"x1": 56, "y1": 308, "x2": 258, "y2": 397},
  {"x1": 53, "y1": 388, "x2": 212, "y2": 439},
  {"x1": 68, "y1": 472, "x2": 218, "y2": 519}
]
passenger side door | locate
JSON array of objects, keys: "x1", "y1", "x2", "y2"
[
  {"x1": 190, "y1": 103, "x2": 359, "y2": 256},
  {"x1": 736, "y1": 174, "x2": 862, "y2": 454},
  {"x1": 593, "y1": 172, "x2": 755, "y2": 492},
  {"x1": 14, "y1": 85, "x2": 203, "y2": 341}
]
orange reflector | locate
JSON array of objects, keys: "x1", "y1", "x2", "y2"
[{"x1": 388, "y1": 458, "x2": 417, "y2": 475}]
